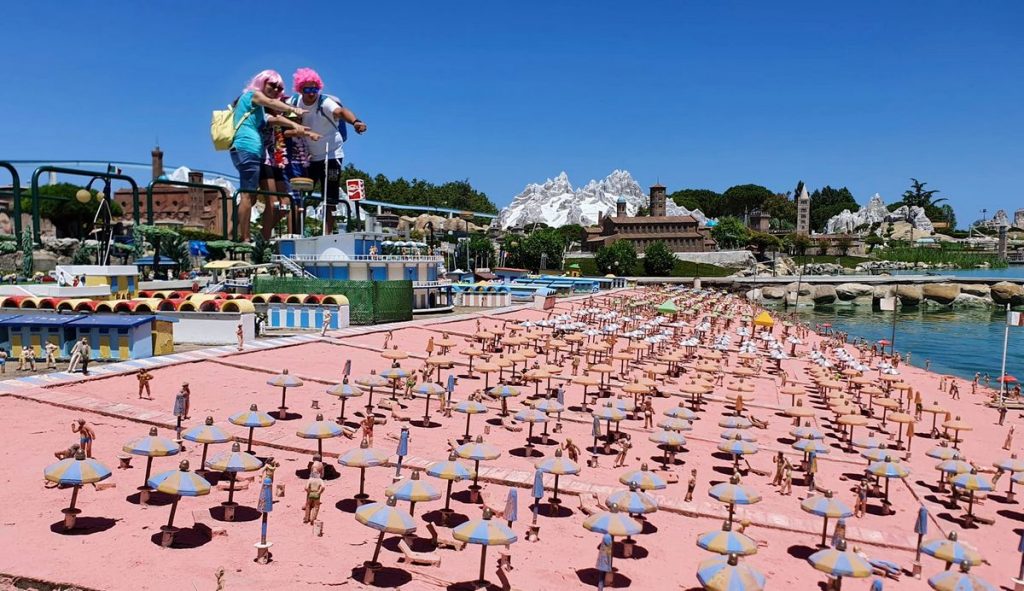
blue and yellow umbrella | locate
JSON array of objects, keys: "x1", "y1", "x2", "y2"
[
  {"x1": 428, "y1": 452, "x2": 474, "y2": 519},
  {"x1": 861, "y1": 447, "x2": 892, "y2": 463},
  {"x1": 489, "y1": 384, "x2": 521, "y2": 399},
  {"x1": 660, "y1": 417, "x2": 694, "y2": 432},
  {"x1": 792, "y1": 425, "x2": 825, "y2": 440},
  {"x1": 953, "y1": 470, "x2": 995, "y2": 524},
  {"x1": 927, "y1": 561, "x2": 995, "y2": 591},
  {"x1": 801, "y1": 491, "x2": 853, "y2": 547},
  {"x1": 229, "y1": 404, "x2": 276, "y2": 453},
  {"x1": 709, "y1": 477, "x2": 762, "y2": 523},
  {"x1": 536, "y1": 449, "x2": 580, "y2": 506},
  {"x1": 719, "y1": 416, "x2": 752, "y2": 430},
  {"x1": 697, "y1": 522, "x2": 757, "y2": 556},
  {"x1": 326, "y1": 380, "x2": 362, "y2": 424},
  {"x1": 584, "y1": 503, "x2": 642, "y2": 537},
  {"x1": 696, "y1": 553, "x2": 765, "y2": 591},
  {"x1": 339, "y1": 439, "x2": 389, "y2": 500},
  {"x1": 793, "y1": 438, "x2": 830, "y2": 454},
  {"x1": 183, "y1": 416, "x2": 231, "y2": 470},
  {"x1": 454, "y1": 509, "x2": 517, "y2": 585},
  {"x1": 650, "y1": 429, "x2": 687, "y2": 447},
  {"x1": 457, "y1": 438, "x2": 501, "y2": 491},
  {"x1": 922, "y1": 531, "x2": 982, "y2": 568},
  {"x1": 296, "y1": 413, "x2": 344, "y2": 457},
  {"x1": 147, "y1": 459, "x2": 211, "y2": 540},
  {"x1": 206, "y1": 442, "x2": 263, "y2": 507},
  {"x1": 454, "y1": 400, "x2": 489, "y2": 439},
  {"x1": 267, "y1": 369, "x2": 303, "y2": 419},
  {"x1": 663, "y1": 404, "x2": 697, "y2": 421},
  {"x1": 44, "y1": 450, "x2": 112, "y2": 529},
  {"x1": 123, "y1": 427, "x2": 180, "y2": 488},
  {"x1": 619, "y1": 466, "x2": 667, "y2": 491},
  {"x1": 927, "y1": 445, "x2": 962, "y2": 461},
  {"x1": 356, "y1": 496, "x2": 417, "y2": 567},
  {"x1": 719, "y1": 428, "x2": 754, "y2": 441},
  {"x1": 385, "y1": 470, "x2": 440, "y2": 515},
  {"x1": 808, "y1": 542, "x2": 872, "y2": 588},
  {"x1": 606, "y1": 487, "x2": 658, "y2": 516}
]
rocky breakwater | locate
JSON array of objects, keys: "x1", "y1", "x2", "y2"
[{"x1": 752, "y1": 281, "x2": 1022, "y2": 310}]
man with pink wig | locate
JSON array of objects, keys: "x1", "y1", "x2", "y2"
[
  {"x1": 231, "y1": 70, "x2": 311, "y2": 242},
  {"x1": 289, "y1": 67, "x2": 367, "y2": 233}
]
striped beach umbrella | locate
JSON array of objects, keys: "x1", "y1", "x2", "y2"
[
  {"x1": 927, "y1": 445, "x2": 962, "y2": 461},
  {"x1": 355, "y1": 373, "x2": 388, "y2": 407},
  {"x1": 584, "y1": 503, "x2": 642, "y2": 537},
  {"x1": 413, "y1": 382, "x2": 446, "y2": 423},
  {"x1": 454, "y1": 508, "x2": 517, "y2": 586},
  {"x1": 326, "y1": 380, "x2": 362, "y2": 424},
  {"x1": 808, "y1": 540, "x2": 872, "y2": 590},
  {"x1": 296, "y1": 413, "x2": 344, "y2": 457},
  {"x1": 664, "y1": 404, "x2": 697, "y2": 421},
  {"x1": 385, "y1": 470, "x2": 440, "y2": 515},
  {"x1": 869, "y1": 456, "x2": 910, "y2": 508},
  {"x1": 453, "y1": 399, "x2": 489, "y2": 441},
  {"x1": 650, "y1": 429, "x2": 687, "y2": 447},
  {"x1": 206, "y1": 442, "x2": 263, "y2": 508},
  {"x1": 606, "y1": 485, "x2": 658, "y2": 516},
  {"x1": 922, "y1": 531, "x2": 982, "y2": 568},
  {"x1": 427, "y1": 452, "x2": 474, "y2": 522},
  {"x1": 378, "y1": 367, "x2": 409, "y2": 401},
  {"x1": 719, "y1": 428, "x2": 754, "y2": 441},
  {"x1": 791, "y1": 425, "x2": 825, "y2": 440},
  {"x1": 851, "y1": 435, "x2": 882, "y2": 450},
  {"x1": 927, "y1": 561, "x2": 996, "y2": 591},
  {"x1": 266, "y1": 369, "x2": 303, "y2": 419},
  {"x1": 697, "y1": 521, "x2": 757, "y2": 556},
  {"x1": 696, "y1": 553, "x2": 766, "y2": 591},
  {"x1": 619, "y1": 464, "x2": 668, "y2": 491},
  {"x1": 793, "y1": 438, "x2": 830, "y2": 454},
  {"x1": 536, "y1": 449, "x2": 580, "y2": 506},
  {"x1": 123, "y1": 427, "x2": 180, "y2": 489},
  {"x1": 718, "y1": 416, "x2": 752, "y2": 430},
  {"x1": 515, "y1": 408, "x2": 549, "y2": 451},
  {"x1": 147, "y1": 459, "x2": 211, "y2": 544},
  {"x1": 339, "y1": 439, "x2": 389, "y2": 501},
  {"x1": 456, "y1": 438, "x2": 501, "y2": 492},
  {"x1": 229, "y1": 404, "x2": 276, "y2": 453},
  {"x1": 44, "y1": 450, "x2": 112, "y2": 529},
  {"x1": 861, "y1": 447, "x2": 892, "y2": 463},
  {"x1": 660, "y1": 417, "x2": 694, "y2": 432},
  {"x1": 183, "y1": 416, "x2": 231, "y2": 470},
  {"x1": 709, "y1": 476, "x2": 762, "y2": 523},
  {"x1": 356, "y1": 496, "x2": 416, "y2": 568},
  {"x1": 952, "y1": 470, "x2": 994, "y2": 525},
  {"x1": 718, "y1": 435, "x2": 759, "y2": 473},
  {"x1": 801, "y1": 491, "x2": 853, "y2": 547}
]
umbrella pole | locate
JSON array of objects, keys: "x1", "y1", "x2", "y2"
[
  {"x1": 478, "y1": 544, "x2": 488, "y2": 583},
  {"x1": 465, "y1": 413, "x2": 472, "y2": 440},
  {"x1": 338, "y1": 398, "x2": 347, "y2": 424},
  {"x1": 445, "y1": 480, "x2": 454, "y2": 511},
  {"x1": 280, "y1": 386, "x2": 288, "y2": 416},
  {"x1": 228, "y1": 472, "x2": 237, "y2": 505},
  {"x1": 247, "y1": 427, "x2": 255, "y2": 453},
  {"x1": 410, "y1": 501, "x2": 417, "y2": 516},
  {"x1": 359, "y1": 468, "x2": 366, "y2": 498},
  {"x1": 260, "y1": 512, "x2": 268, "y2": 545},
  {"x1": 201, "y1": 443, "x2": 209, "y2": 470},
  {"x1": 68, "y1": 485, "x2": 80, "y2": 512},
  {"x1": 821, "y1": 516, "x2": 828, "y2": 547},
  {"x1": 144, "y1": 456, "x2": 154, "y2": 485},
  {"x1": 423, "y1": 395, "x2": 431, "y2": 424},
  {"x1": 371, "y1": 530, "x2": 385, "y2": 564},
  {"x1": 317, "y1": 440, "x2": 323, "y2": 458},
  {"x1": 915, "y1": 532, "x2": 923, "y2": 562},
  {"x1": 167, "y1": 495, "x2": 179, "y2": 529},
  {"x1": 552, "y1": 475, "x2": 560, "y2": 506}
]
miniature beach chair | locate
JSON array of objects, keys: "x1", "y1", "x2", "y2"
[
  {"x1": 398, "y1": 539, "x2": 442, "y2": 566},
  {"x1": 578, "y1": 493, "x2": 601, "y2": 515},
  {"x1": 391, "y1": 406, "x2": 412, "y2": 422},
  {"x1": 426, "y1": 522, "x2": 466, "y2": 551},
  {"x1": 502, "y1": 416, "x2": 523, "y2": 432}
]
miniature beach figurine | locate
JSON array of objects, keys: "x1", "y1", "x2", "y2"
[
  {"x1": 0, "y1": 347, "x2": 7, "y2": 374},
  {"x1": 236, "y1": 323, "x2": 245, "y2": 351},
  {"x1": 137, "y1": 368, "x2": 153, "y2": 399},
  {"x1": 320, "y1": 308, "x2": 332, "y2": 336},
  {"x1": 255, "y1": 476, "x2": 274, "y2": 564},
  {"x1": 71, "y1": 418, "x2": 96, "y2": 458},
  {"x1": 17, "y1": 344, "x2": 35, "y2": 371},
  {"x1": 44, "y1": 341, "x2": 58, "y2": 369},
  {"x1": 78, "y1": 338, "x2": 91, "y2": 375},
  {"x1": 686, "y1": 468, "x2": 697, "y2": 502},
  {"x1": 303, "y1": 474, "x2": 325, "y2": 524}
]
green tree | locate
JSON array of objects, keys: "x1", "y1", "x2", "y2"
[
  {"x1": 455, "y1": 234, "x2": 496, "y2": 269},
  {"x1": 710, "y1": 216, "x2": 750, "y2": 249},
  {"x1": 891, "y1": 178, "x2": 954, "y2": 230},
  {"x1": 595, "y1": 241, "x2": 638, "y2": 276},
  {"x1": 746, "y1": 231, "x2": 782, "y2": 257},
  {"x1": 503, "y1": 229, "x2": 566, "y2": 271},
  {"x1": 555, "y1": 224, "x2": 586, "y2": 247},
  {"x1": 669, "y1": 189, "x2": 723, "y2": 217},
  {"x1": 721, "y1": 184, "x2": 775, "y2": 217},
  {"x1": 834, "y1": 234, "x2": 855, "y2": 256},
  {"x1": 808, "y1": 186, "x2": 859, "y2": 232},
  {"x1": 785, "y1": 232, "x2": 812, "y2": 256},
  {"x1": 21, "y1": 183, "x2": 124, "y2": 239},
  {"x1": 642, "y1": 241, "x2": 675, "y2": 276},
  {"x1": 762, "y1": 193, "x2": 797, "y2": 227},
  {"x1": 864, "y1": 235, "x2": 884, "y2": 252}
]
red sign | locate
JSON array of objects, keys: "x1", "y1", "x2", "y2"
[{"x1": 346, "y1": 179, "x2": 365, "y2": 201}]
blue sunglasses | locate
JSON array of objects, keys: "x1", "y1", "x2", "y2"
[{"x1": 302, "y1": 87, "x2": 321, "y2": 95}]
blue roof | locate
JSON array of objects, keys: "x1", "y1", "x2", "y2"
[
  {"x1": 68, "y1": 315, "x2": 154, "y2": 327},
  {"x1": 0, "y1": 314, "x2": 84, "y2": 326}
]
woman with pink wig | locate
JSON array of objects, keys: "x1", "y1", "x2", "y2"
[
  {"x1": 229, "y1": 70, "x2": 310, "y2": 242},
  {"x1": 287, "y1": 67, "x2": 367, "y2": 234}
]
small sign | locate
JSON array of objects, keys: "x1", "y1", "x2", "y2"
[
  {"x1": 346, "y1": 179, "x2": 365, "y2": 201},
  {"x1": 879, "y1": 296, "x2": 897, "y2": 312}
]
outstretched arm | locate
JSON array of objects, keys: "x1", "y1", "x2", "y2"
[{"x1": 332, "y1": 105, "x2": 366, "y2": 134}]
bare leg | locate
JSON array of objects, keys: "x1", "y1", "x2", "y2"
[{"x1": 236, "y1": 193, "x2": 254, "y2": 242}]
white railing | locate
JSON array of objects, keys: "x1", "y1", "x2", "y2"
[
  {"x1": 284, "y1": 254, "x2": 444, "y2": 263},
  {"x1": 272, "y1": 255, "x2": 317, "y2": 279},
  {"x1": 413, "y1": 280, "x2": 452, "y2": 288}
]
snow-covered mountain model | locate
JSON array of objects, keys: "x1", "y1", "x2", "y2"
[
  {"x1": 825, "y1": 193, "x2": 934, "y2": 234},
  {"x1": 497, "y1": 170, "x2": 707, "y2": 229}
]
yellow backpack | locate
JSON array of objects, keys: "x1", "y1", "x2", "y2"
[{"x1": 210, "y1": 99, "x2": 253, "y2": 151}]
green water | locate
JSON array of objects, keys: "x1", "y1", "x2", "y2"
[{"x1": 793, "y1": 306, "x2": 1024, "y2": 382}]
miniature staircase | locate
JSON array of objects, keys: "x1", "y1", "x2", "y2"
[{"x1": 272, "y1": 254, "x2": 317, "y2": 279}]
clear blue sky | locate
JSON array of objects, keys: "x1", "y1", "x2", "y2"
[{"x1": 4, "y1": 1, "x2": 1022, "y2": 225}]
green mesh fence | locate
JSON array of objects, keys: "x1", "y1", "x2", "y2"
[{"x1": 252, "y1": 278, "x2": 413, "y2": 325}]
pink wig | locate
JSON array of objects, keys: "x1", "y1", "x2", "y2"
[
  {"x1": 292, "y1": 68, "x2": 323, "y2": 93},
  {"x1": 245, "y1": 70, "x2": 284, "y2": 93}
]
